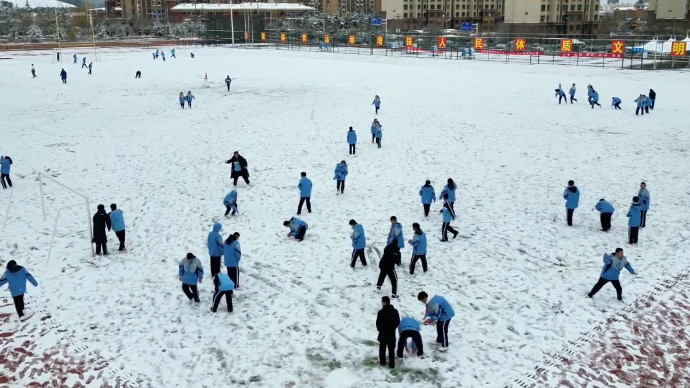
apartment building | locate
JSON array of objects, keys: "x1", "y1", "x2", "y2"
[
  {"x1": 380, "y1": 0, "x2": 504, "y2": 30},
  {"x1": 307, "y1": 0, "x2": 375, "y2": 14},
  {"x1": 647, "y1": 0, "x2": 690, "y2": 19},
  {"x1": 503, "y1": 0, "x2": 599, "y2": 34}
]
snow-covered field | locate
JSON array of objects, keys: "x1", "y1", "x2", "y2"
[{"x1": 1, "y1": 46, "x2": 690, "y2": 388}]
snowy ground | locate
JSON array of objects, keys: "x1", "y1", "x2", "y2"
[{"x1": 1, "y1": 46, "x2": 690, "y2": 388}]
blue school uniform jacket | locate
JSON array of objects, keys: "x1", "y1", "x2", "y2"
[
  {"x1": 372, "y1": 97, "x2": 381, "y2": 108},
  {"x1": 352, "y1": 224, "x2": 366, "y2": 250},
  {"x1": 224, "y1": 240, "x2": 241, "y2": 267},
  {"x1": 627, "y1": 202, "x2": 642, "y2": 227},
  {"x1": 216, "y1": 273, "x2": 235, "y2": 291},
  {"x1": 347, "y1": 130, "x2": 357, "y2": 145},
  {"x1": 635, "y1": 97, "x2": 645, "y2": 107},
  {"x1": 410, "y1": 230, "x2": 427, "y2": 255},
  {"x1": 179, "y1": 257, "x2": 204, "y2": 285},
  {"x1": 398, "y1": 317, "x2": 421, "y2": 333},
  {"x1": 424, "y1": 295, "x2": 455, "y2": 322},
  {"x1": 334, "y1": 163, "x2": 348, "y2": 180},
  {"x1": 419, "y1": 185, "x2": 436, "y2": 204},
  {"x1": 442, "y1": 205, "x2": 455, "y2": 222},
  {"x1": 638, "y1": 188, "x2": 650, "y2": 211},
  {"x1": 224, "y1": 190, "x2": 237, "y2": 206},
  {"x1": 591, "y1": 92, "x2": 599, "y2": 102},
  {"x1": 563, "y1": 186, "x2": 580, "y2": 209},
  {"x1": 0, "y1": 266, "x2": 38, "y2": 297},
  {"x1": 0, "y1": 157, "x2": 12, "y2": 174},
  {"x1": 600, "y1": 253, "x2": 635, "y2": 280},
  {"x1": 439, "y1": 184, "x2": 457, "y2": 202},
  {"x1": 109, "y1": 209, "x2": 125, "y2": 232},
  {"x1": 387, "y1": 223, "x2": 404, "y2": 248},
  {"x1": 298, "y1": 177, "x2": 313, "y2": 197},
  {"x1": 612, "y1": 97, "x2": 621, "y2": 105},
  {"x1": 595, "y1": 200, "x2": 614, "y2": 214},
  {"x1": 288, "y1": 217, "x2": 308, "y2": 236},
  {"x1": 374, "y1": 127, "x2": 382, "y2": 139},
  {"x1": 207, "y1": 223, "x2": 224, "y2": 257},
  {"x1": 569, "y1": 86, "x2": 576, "y2": 97}
]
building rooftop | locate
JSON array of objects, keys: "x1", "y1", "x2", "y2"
[{"x1": 170, "y1": 2, "x2": 316, "y2": 12}]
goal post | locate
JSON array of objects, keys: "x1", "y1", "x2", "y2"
[{"x1": 38, "y1": 172, "x2": 94, "y2": 258}]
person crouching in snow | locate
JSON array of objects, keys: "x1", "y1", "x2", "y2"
[
  {"x1": 224, "y1": 190, "x2": 238, "y2": 217},
  {"x1": 587, "y1": 248, "x2": 636, "y2": 301},
  {"x1": 179, "y1": 253, "x2": 203, "y2": 303},
  {"x1": 397, "y1": 316, "x2": 424, "y2": 359},
  {"x1": 186, "y1": 91, "x2": 195, "y2": 108},
  {"x1": 223, "y1": 233, "x2": 241, "y2": 288},
  {"x1": 590, "y1": 89, "x2": 601, "y2": 108},
  {"x1": 611, "y1": 97, "x2": 622, "y2": 110},
  {"x1": 595, "y1": 198, "x2": 614, "y2": 232},
  {"x1": 555, "y1": 84, "x2": 567, "y2": 104},
  {"x1": 284, "y1": 217, "x2": 308, "y2": 242},
  {"x1": 211, "y1": 272, "x2": 234, "y2": 313},
  {"x1": 179, "y1": 92, "x2": 185, "y2": 109},
  {"x1": 0, "y1": 260, "x2": 38, "y2": 319},
  {"x1": 418, "y1": 291, "x2": 455, "y2": 351}
]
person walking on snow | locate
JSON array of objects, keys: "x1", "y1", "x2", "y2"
[
  {"x1": 627, "y1": 196, "x2": 642, "y2": 244},
  {"x1": 226, "y1": 151, "x2": 250, "y2": 186},
  {"x1": 373, "y1": 124, "x2": 383, "y2": 148},
  {"x1": 92, "y1": 204, "x2": 111, "y2": 255},
  {"x1": 207, "y1": 223, "x2": 224, "y2": 277},
  {"x1": 376, "y1": 296, "x2": 400, "y2": 368},
  {"x1": 109, "y1": 204, "x2": 126, "y2": 252},
  {"x1": 563, "y1": 180, "x2": 580, "y2": 226},
  {"x1": 569, "y1": 83, "x2": 577, "y2": 103},
  {"x1": 590, "y1": 89, "x2": 601, "y2": 108},
  {"x1": 171, "y1": 48, "x2": 176, "y2": 58},
  {"x1": 555, "y1": 84, "x2": 567, "y2": 104},
  {"x1": 88, "y1": 62, "x2": 92, "y2": 75},
  {"x1": 347, "y1": 126, "x2": 357, "y2": 155},
  {"x1": 334, "y1": 160, "x2": 348, "y2": 194},
  {"x1": 72, "y1": 54, "x2": 77, "y2": 64},
  {"x1": 419, "y1": 180, "x2": 436, "y2": 218},
  {"x1": 441, "y1": 193, "x2": 459, "y2": 242},
  {"x1": 397, "y1": 316, "x2": 424, "y2": 358},
  {"x1": 135, "y1": 71, "x2": 141, "y2": 79},
  {"x1": 611, "y1": 97, "x2": 622, "y2": 110},
  {"x1": 372, "y1": 95, "x2": 381, "y2": 114},
  {"x1": 179, "y1": 92, "x2": 186, "y2": 109},
  {"x1": 644, "y1": 95, "x2": 652, "y2": 114},
  {"x1": 638, "y1": 182, "x2": 650, "y2": 228},
  {"x1": 376, "y1": 241, "x2": 401, "y2": 298},
  {"x1": 418, "y1": 291, "x2": 455, "y2": 351},
  {"x1": 370, "y1": 119, "x2": 380, "y2": 143},
  {"x1": 439, "y1": 178, "x2": 457, "y2": 211},
  {"x1": 284, "y1": 217, "x2": 308, "y2": 242},
  {"x1": 387, "y1": 216, "x2": 405, "y2": 249},
  {"x1": 587, "y1": 248, "x2": 635, "y2": 301},
  {"x1": 179, "y1": 253, "x2": 203, "y2": 303},
  {"x1": 586, "y1": 84, "x2": 594, "y2": 104},
  {"x1": 408, "y1": 223, "x2": 427, "y2": 274},
  {"x1": 60, "y1": 69, "x2": 67, "y2": 84},
  {"x1": 0, "y1": 156, "x2": 13, "y2": 189},
  {"x1": 223, "y1": 190, "x2": 238, "y2": 217},
  {"x1": 211, "y1": 272, "x2": 234, "y2": 313},
  {"x1": 297, "y1": 172, "x2": 312, "y2": 215},
  {"x1": 161, "y1": 51, "x2": 166, "y2": 61},
  {"x1": 31, "y1": 64, "x2": 36, "y2": 78},
  {"x1": 223, "y1": 233, "x2": 241, "y2": 288},
  {"x1": 349, "y1": 219, "x2": 367, "y2": 268},
  {"x1": 82, "y1": 57, "x2": 87, "y2": 68},
  {"x1": 225, "y1": 76, "x2": 232, "y2": 91},
  {"x1": 185, "y1": 91, "x2": 195, "y2": 108},
  {"x1": 595, "y1": 199, "x2": 614, "y2": 232},
  {"x1": 649, "y1": 89, "x2": 656, "y2": 110},
  {"x1": 0, "y1": 260, "x2": 38, "y2": 319},
  {"x1": 635, "y1": 94, "x2": 646, "y2": 116}
]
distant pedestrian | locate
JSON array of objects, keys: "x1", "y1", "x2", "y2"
[
  {"x1": 569, "y1": 83, "x2": 577, "y2": 103},
  {"x1": 179, "y1": 253, "x2": 203, "y2": 303},
  {"x1": 88, "y1": 62, "x2": 92, "y2": 75},
  {"x1": 82, "y1": 57, "x2": 87, "y2": 68},
  {"x1": 372, "y1": 95, "x2": 381, "y2": 114},
  {"x1": 171, "y1": 48, "x2": 176, "y2": 58},
  {"x1": 439, "y1": 178, "x2": 457, "y2": 211},
  {"x1": 72, "y1": 54, "x2": 77, "y2": 64},
  {"x1": 225, "y1": 75, "x2": 231, "y2": 91},
  {"x1": 644, "y1": 95, "x2": 652, "y2": 114},
  {"x1": 297, "y1": 172, "x2": 312, "y2": 215},
  {"x1": 347, "y1": 126, "x2": 357, "y2": 155},
  {"x1": 627, "y1": 196, "x2": 642, "y2": 244},
  {"x1": 611, "y1": 97, "x2": 622, "y2": 110},
  {"x1": 211, "y1": 272, "x2": 234, "y2": 313},
  {"x1": 638, "y1": 182, "x2": 650, "y2": 228},
  {"x1": 60, "y1": 68, "x2": 67, "y2": 83},
  {"x1": 179, "y1": 92, "x2": 185, "y2": 109},
  {"x1": 418, "y1": 291, "x2": 455, "y2": 351},
  {"x1": 376, "y1": 296, "x2": 400, "y2": 368},
  {"x1": 334, "y1": 160, "x2": 348, "y2": 194},
  {"x1": 31, "y1": 64, "x2": 36, "y2": 78},
  {"x1": 635, "y1": 94, "x2": 646, "y2": 116},
  {"x1": 186, "y1": 91, "x2": 194, "y2": 108},
  {"x1": 0, "y1": 260, "x2": 38, "y2": 319},
  {"x1": 595, "y1": 199, "x2": 614, "y2": 232},
  {"x1": 376, "y1": 241, "x2": 401, "y2": 298},
  {"x1": 590, "y1": 89, "x2": 601, "y2": 108},
  {"x1": 223, "y1": 233, "x2": 241, "y2": 288},
  {"x1": 587, "y1": 248, "x2": 635, "y2": 301},
  {"x1": 135, "y1": 70, "x2": 141, "y2": 78},
  {"x1": 407, "y1": 223, "x2": 427, "y2": 274},
  {"x1": 387, "y1": 216, "x2": 404, "y2": 249},
  {"x1": 370, "y1": 119, "x2": 380, "y2": 143},
  {"x1": 108, "y1": 204, "x2": 126, "y2": 251},
  {"x1": 419, "y1": 180, "x2": 436, "y2": 218},
  {"x1": 349, "y1": 219, "x2": 367, "y2": 268},
  {"x1": 0, "y1": 155, "x2": 13, "y2": 189},
  {"x1": 373, "y1": 124, "x2": 383, "y2": 148},
  {"x1": 563, "y1": 180, "x2": 580, "y2": 226},
  {"x1": 92, "y1": 204, "x2": 111, "y2": 255},
  {"x1": 648, "y1": 89, "x2": 656, "y2": 110},
  {"x1": 555, "y1": 84, "x2": 567, "y2": 104}
]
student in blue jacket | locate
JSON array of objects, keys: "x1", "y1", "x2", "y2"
[
  {"x1": 407, "y1": 223, "x2": 427, "y2": 274},
  {"x1": 212, "y1": 272, "x2": 234, "y2": 313},
  {"x1": 207, "y1": 223, "x2": 224, "y2": 276},
  {"x1": 439, "y1": 178, "x2": 457, "y2": 211},
  {"x1": 419, "y1": 180, "x2": 436, "y2": 218},
  {"x1": 370, "y1": 119, "x2": 380, "y2": 143},
  {"x1": 284, "y1": 217, "x2": 308, "y2": 242},
  {"x1": 349, "y1": 219, "x2": 367, "y2": 268},
  {"x1": 387, "y1": 216, "x2": 404, "y2": 249},
  {"x1": 586, "y1": 85, "x2": 593, "y2": 104},
  {"x1": 569, "y1": 83, "x2": 577, "y2": 103},
  {"x1": 638, "y1": 182, "x2": 650, "y2": 228},
  {"x1": 372, "y1": 95, "x2": 381, "y2": 114},
  {"x1": 627, "y1": 196, "x2": 642, "y2": 244},
  {"x1": 334, "y1": 160, "x2": 348, "y2": 194},
  {"x1": 178, "y1": 253, "x2": 203, "y2": 303},
  {"x1": 185, "y1": 91, "x2": 195, "y2": 108},
  {"x1": 297, "y1": 172, "x2": 312, "y2": 215},
  {"x1": 373, "y1": 125, "x2": 383, "y2": 148},
  {"x1": 223, "y1": 233, "x2": 241, "y2": 288},
  {"x1": 396, "y1": 316, "x2": 424, "y2": 358},
  {"x1": 88, "y1": 62, "x2": 92, "y2": 75},
  {"x1": 587, "y1": 248, "x2": 636, "y2": 301},
  {"x1": 0, "y1": 155, "x2": 13, "y2": 189},
  {"x1": 611, "y1": 97, "x2": 622, "y2": 110},
  {"x1": 179, "y1": 92, "x2": 186, "y2": 109},
  {"x1": 0, "y1": 260, "x2": 38, "y2": 318},
  {"x1": 418, "y1": 291, "x2": 455, "y2": 350},
  {"x1": 73, "y1": 54, "x2": 77, "y2": 64},
  {"x1": 590, "y1": 89, "x2": 601, "y2": 108},
  {"x1": 634, "y1": 94, "x2": 646, "y2": 116},
  {"x1": 109, "y1": 204, "x2": 126, "y2": 251},
  {"x1": 441, "y1": 194, "x2": 458, "y2": 242},
  {"x1": 595, "y1": 199, "x2": 614, "y2": 232},
  {"x1": 555, "y1": 84, "x2": 567, "y2": 104},
  {"x1": 347, "y1": 126, "x2": 357, "y2": 155},
  {"x1": 563, "y1": 180, "x2": 580, "y2": 226},
  {"x1": 171, "y1": 48, "x2": 176, "y2": 58},
  {"x1": 644, "y1": 95, "x2": 652, "y2": 114},
  {"x1": 224, "y1": 190, "x2": 238, "y2": 216}
]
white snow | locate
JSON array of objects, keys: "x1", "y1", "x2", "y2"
[
  {"x1": 9, "y1": 0, "x2": 76, "y2": 8},
  {"x1": 1, "y1": 47, "x2": 690, "y2": 388}
]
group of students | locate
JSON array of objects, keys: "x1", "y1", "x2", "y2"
[
  {"x1": 556, "y1": 83, "x2": 658, "y2": 113},
  {"x1": 152, "y1": 48, "x2": 176, "y2": 61},
  {"x1": 563, "y1": 180, "x2": 650, "y2": 245},
  {"x1": 91, "y1": 204, "x2": 127, "y2": 255},
  {"x1": 178, "y1": 91, "x2": 195, "y2": 109}
]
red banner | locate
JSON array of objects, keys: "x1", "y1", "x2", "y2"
[
  {"x1": 438, "y1": 37, "x2": 447, "y2": 49},
  {"x1": 476, "y1": 49, "x2": 542, "y2": 56},
  {"x1": 560, "y1": 52, "x2": 623, "y2": 58}
]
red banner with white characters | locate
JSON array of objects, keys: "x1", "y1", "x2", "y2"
[{"x1": 476, "y1": 49, "x2": 542, "y2": 56}]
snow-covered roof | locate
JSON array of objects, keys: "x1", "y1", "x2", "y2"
[
  {"x1": 632, "y1": 38, "x2": 690, "y2": 54},
  {"x1": 8, "y1": 0, "x2": 76, "y2": 7},
  {"x1": 171, "y1": 2, "x2": 315, "y2": 12}
]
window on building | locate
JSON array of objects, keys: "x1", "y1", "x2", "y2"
[
  {"x1": 577, "y1": 4, "x2": 582, "y2": 10},
  {"x1": 540, "y1": 15, "x2": 545, "y2": 21},
  {"x1": 455, "y1": 12, "x2": 459, "y2": 16},
  {"x1": 576, "y1": 24, "x2": 581, "y2": 31},
  {"x1": 403, "y1": 5, "x2": 407, "y2": 10},
  {"x1": 547, "y1": 5, "x2": 550, "y2": 10},
  {"x1": 570, "y1": 5, "x2": 575, "y2": 11},
  {"x1": 593, "y1": 14, "x2": 598, "y2": 20},
  {"x1": 569, "y1": 25, "x2": 574, "y2": 31},
  {"x1": 461, "y1": 11, "x2": 465, "y2": 16},
  {"x1": 404, "y1": 12, "x2": 408, "y2": 17},
  {"x1": 541, "y1": 5, "x2": 545, "y2": 11}
]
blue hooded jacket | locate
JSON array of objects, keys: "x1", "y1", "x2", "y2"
[
  {"x1": 569, "y1": 85, "x2": 576, "y2": 97},
  {"x1": 645, "y1": 96, "x2": 652, "y2": 107},
  {"x1": 372, "y1": 97, "x2": 381, "y2": 108},
  {"x1": 424, "y1": 295, "x2": 455, "y2": 323},
  {"x1": 563, "y1": 186, "x2": 580, "y2": 209},
  {"x1": 186, "y1": 92, "x2": 194, "y2": 102},
  {"x1": 387, "y1": 222, "x2": 404, "y2": 248},
  {"x1": 635, "y1": 97, "x2": 645, "y2": 107},
  {"x1": 224, "y1": 240, "x2": 241, "y2": 267},
  {"x1": 298, "y1": 177, "x2": 313, "y2": 197},
  {"x1": 439, "y1": 184, "x2": 457, "y2": 202},
  {"x1": 591, "y1": 91, "x2": 599, "y2": 102},
  {"x1": 371, "y1": 123, "x2": 377, "y2": 134},
  {"x1": 556, "y1": 87, "x2": 566, "y2": 97},
  {"x1": 334, "y1": 163, "x2": 348, "y2": 181},
  {"x1": 0, "y1": 265, "x2": 38, "y2": 297},
  {"x1": 351, "y1": 223, "x2": 366, "y2": 249},
  {"x1": 442, "y1": 205, "x2": 455, "y2": 222},
  {"x1": 600, "y1": 253, "x2": 635, "y2": 280},
  {"x1": 627, "y1": 202, "x2": 642, "y2": 227},
  {"x1": 0, "y1": 157, "x2": 12, "y2": 174},
  {"x1": 179, "y1": 95, "x2": 185, "y2": 104},
  {"x1": 410, "y1": 229, "x2": 427, "y2": 255},
  {"x1": 612, "y1": 97, "x2": 621, "y2": 106},
  {"x1": 373, "y1": 127, "x2": 382, "y2": 139},
  {"x1": 638, "y1": 188, "x2": 650, "y2": 211},
  {"x1": 419, "y1": 184, "x2": 436, "y2": 205},
  {"x1": 178, "y1": 256, "x2": 204, "y2": 285},
  {"x1": 398, "y1": 317, "x2": 421, "y2": 333},
  {"x1": 347, "y1": 130, "x2": 357, "y2": 145},
  {"x1": 224, "y1": 190, "x2": 237, "y2": 206},
  {"x1": 595, "y1": 200, "x2": 614, "y2": 214},
  {"x1": 207, "y1": 223, "x2": 224, "y2": 257},
  {"x1": 216, "y1": 273, "x2": 235, "y2": 291},
  {"x1": 288, "y1": 217, "x2": 308, "y2": 236},
  {"x1": 109, "y1": 209, "x2": 125, "y2": 232}
]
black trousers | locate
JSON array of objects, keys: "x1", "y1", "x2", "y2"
[
  {"x1": 1, "y1": 173, "x2": 12, "y2": 188},
  {"x1": 423, "y1": 204, "x2": 431, "y2": 217},
  {"x1": 591, "y1": 101, "x2": 601, "y2": 108},
  {"x1": 336, "y1": 180, "x2": 345, "y2": 193},
  {"x1": 436, "y1": 320, "x2": 450, "y2": 347},
  {"x1": 115, "y1": 230, "x2": 126, "y2": 251},
  {"x1": 410, "y1": 254, "x2": 427, "y2": 274},
  {"x1": 182, "y1": 284, "x2": 200, "y2": 302},
  {"x1": 645, "y1": 106, "x2": 649, "y2": 113},
  {"x1": 210, "y1": 256, "x2": 221, "y2": 276},
  {"x1": 135, "y1": 71, "x2": 141, "y2": 78},
  {"x1": 94, "y1": 240, "x2": 108, "y2": 255},
  {"x1": 376, "y1": 138, "x2": 381, "y2": 148},
  {"x1": 570, "y1": 95, "x2": 577, "y2": 103},
  {"x1": 180, "y1": 102, "x2": 185, "y2": 109},
  {"x1": 588, "y1": 277, "x2": 622, "y2": 300},
  {"x1": 350, "y1": 248, "x2": 367, "y2": 268},
  {"x1": 295, "y1": 225, "x2": 307, "y2": 241},
  {"x1": 636, "y1": 107, "x2": 644, "y2": 116},
  {"x1": 600, "y1": 213, "x2": 612, "y2": 231},
  {"x1": 375, "y1": 106, "x2": 379, "y2": 114},
  {"x1": 629, "y1": 226, "x2": 639, "y2": 244},
  {"x1": 297, "y1": 197, "x2": 311, "y2": 214},
  {"x1": 567, "y1": 209, "x2": 574, "y2": 226},
  {"x1": 349, "y1": 144, "x2": 355, "y2": 155},
  {"x1": 13, "y1": 294, "x2": 25, "y2": 317},
  {"x1": 558, "y1": 95, "x2": 566, "y2": 104},
  {"x1": 212, "y1": 290, "x2": 233, "y2": 312},
  {"x1": 232, "y1": 172, "x2": 250, "y2": 185},
  {"x1": 226, "y1": 82, "x2": 231, "y2": 91},
  {"x1": 227, "y1": 266, "x2": 239, "y2": 288},
  {"x1": 62, "y1": 78, "x2": 66, "y2": 83},
  {"x1": 224, "y1": 202, "x2": 237, "y2": 216},
  {"x1": 378, "y1": 339, "x2": 395, "y2": 367},
  {"x1": 88, "y1": 69, "x2": 92, "y2": 75},
  {"x1": 651, "y1": 100, "x2": 655, "y2": 109},
  {"x1": 441, "y1": 222, "x2": 457, "y2": 241},
  {"x1": 187, "y1": 101, "x2": 192, "y2": 108},
  {"x1": 32, "y1": 70, "x2": 36, "y2": 78},
  {"x1": 641, "y1": 211, "x2": 647, "y2": 227},
  {"x1": 614, "y1": 103, "x2": 621, "y2": 110},
  {"x1": 397, "y1": 330, "x2": 424, "y2": 358},
  {"x1": 376, "y1": 269, "x2": 398, "y2": 295},
  {"x1": 372, "y1": 133, "x2": 375, "y2": 143}
]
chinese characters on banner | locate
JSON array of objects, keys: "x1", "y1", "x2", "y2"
[
  {"x1": 476, "y1": 49, "x2": 542, "y2": 56},
  {"x1": 280, "y1": 33, "x2": 287, "y2": 43},
  {"x1": 611, "y1": 40, "x2": 625, "y2": 55},
  {"x1": 324, "y1": 34, "x2": 331, "y2": 44},
  {"x1": 301, "y1": 34, "x2": 308, "y2": 43},
  {"x1": 405, "y1": 36, "x2": 414, "y2": 48},
  {"x1": 376, "y1": 35, "x2": 384, "y2": 46},
  {"x1": 260, "y1": 32, "x2": 266, "y2": 42},
  {"x1": 348, "y1": 35, "x2": 356, "y2": 45},
  {"x1": 671, "y1": 41, "x2": 687, "y2": 57},
  {"x1": 515, "y1": 38, "x2": 526, "y2": 51},
  {"x1": 560, "y1": 39, "x2": 573, "y2": 52},
  {"x1": 438, "y1": 37, "x2": 447, "y2": 49},
  {"x1": 474, "y1": 38, "x2": 484, "y2": 49}
]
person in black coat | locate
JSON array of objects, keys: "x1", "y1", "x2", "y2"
[
  {"x1": 376, "y1": 296, "x2": 400, "y2": 368},
  {"x1": 649, "y1": 89, "x2": 656, "y2": 110},
  {"x1": 376, "y1": 241, "x2": 401, "y2": 298},
  {"x1": 225, "y1": 151, "x2": 250, "y2": 186},
  {"x1": 92, "y1": 204, "x2": 112, "y2": 255}
]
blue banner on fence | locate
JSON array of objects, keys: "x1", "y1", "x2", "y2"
[
  {"x1": 371, "y1": 18, "x2": 382, "y2": 26},
  {"x1": 631, "y1": 47, "x2": 644, "y2": 53}
]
